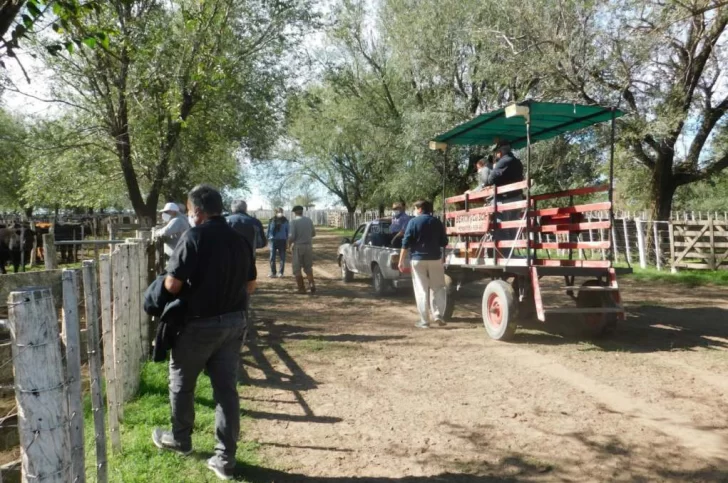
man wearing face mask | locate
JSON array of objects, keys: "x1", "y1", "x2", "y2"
[
  {"x1": 153, "y1": 202, "x2": 191, "y2": 261},
  {"x1": 152, "y1": 184, "x2": 256, "y2": 480},
  {"x1": 390, "y1": 202, "x2": 411, "y2": 249},
  {"x1": 267, "y1": 207, "x2": 289, "y2": 278}
]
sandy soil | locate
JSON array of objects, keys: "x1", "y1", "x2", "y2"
[{"x1": 239, "y1": 232, "x2": 728, "y2": 482}]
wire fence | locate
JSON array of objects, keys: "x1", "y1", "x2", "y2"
[{"x1": 0, "y1": 236, "x2": 152, "y2": 482}]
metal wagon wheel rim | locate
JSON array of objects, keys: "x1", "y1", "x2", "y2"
[{"x1": 487, "y1": 292, "x2": 503, "y2": 328}]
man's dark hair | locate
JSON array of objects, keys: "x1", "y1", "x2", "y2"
[
  {"x1": 292, "y1": 205, "x2": 304, "y2": 214},
  {"x1": 414, "y1": 200, "x2": 433, "y2": 213},
  {"x1": 188, "y1": 184, "x2": 223, "y2": 215}
]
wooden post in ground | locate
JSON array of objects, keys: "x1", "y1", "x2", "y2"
[
  {"x1": 708, "y1": 216, "x2": 715, "y2": 270},
  {"x1": 43, "y1": 234, "x2": 57, "y2": 270},
  {"x1": 99, "y1": 254, "x2": 121, "y2": 453},
  {"x1": 61, "y1": 270, "x2": 86, "y2": 483},
  {"x1": 82, "y1": 261, "x2": 108, "y2": 483},
  {"x1": 635, "y1": 218, "x2": 647, "y2": 269},
  {"x1": 112, "y1": 243, "x2": 132, "y2": 406},
  {"x1": 125, "y1": 240, "x2": 142, "y2": 392},
  {"x1": 611, "y1": 222, "x2": 619, "y2": 263},
  {"x1": 622, "y1": 218, "x2": 632, "y2": 265},
  {"x1": 653, "y1": 222, "x2": 662, "y2": 271},
  {"x1": 8, "y1": 287, "x2": 72, "y2": 483},
  {"x1": 668, "y1": 222, "x2": 677, "y2": 273},
  {"x1": 134, "y1": 232, "x2": 152, "y2": 360},
  {"x1": 29, "y1": 221, "x2": 37, "y2": 267}
]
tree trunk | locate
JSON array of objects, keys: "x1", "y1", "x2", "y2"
[{"x1": 649, "y1": 154, "x2": 677, "y2": 221}]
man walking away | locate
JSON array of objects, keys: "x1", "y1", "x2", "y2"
[
  {"x1": 288, "y1": 205, "x2": 316, "y2": 294},
  {"x1": 151, "y1": 185, "x2": 256, "y2": 481},
  {"x1": 227, "y1": 200, "x2": 265, "y2": 260},
  {"x1": 398, "y1": 200, "x2": 448, "y2": 329},
  {"x1": 488, "y1": 140, "x2": 524, "y2": 242},
  {"x1": 153, "y1": 202, "x2": 190, "y2": 261},
  {"x1": 267, "y1": 208, "x2": 289, "y2": 277}
]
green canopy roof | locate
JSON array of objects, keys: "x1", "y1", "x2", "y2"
[{"x1": 431, "y1": 101, "x2": 624, "y2": 149}]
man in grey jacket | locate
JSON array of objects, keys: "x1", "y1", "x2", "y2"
[
  {"x1": 288, "y1": 205, "x2": 316, "y2": 294},
  {"x1": 153, "y1": 203, "x2": 190, "y2": 260}
]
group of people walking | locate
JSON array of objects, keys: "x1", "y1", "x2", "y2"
[{"x1": 144, "y1": 140, "x2": 522, "y2": 479}]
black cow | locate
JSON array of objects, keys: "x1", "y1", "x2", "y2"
[
  {"x1": 0, "y1": 225, "x2": 35, "y2": 274},
  {"x1": 54, "y1": 223, "x2": 86, "y2": 263}
]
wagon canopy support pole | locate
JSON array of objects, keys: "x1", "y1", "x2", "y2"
[
  {"x1": 609, "y1": 108, "x2": 616, "y2": 263},
  {"x1": 526, "y1": 117, "x2": 532, "y2": 268}
]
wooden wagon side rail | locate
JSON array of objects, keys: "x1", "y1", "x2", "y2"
[
  {"x1": 445, "y1": 180, "x2": 530, "y2": 204},
  {"x1": 530, "y1": 184, "x2": 609, "y2": 202}
]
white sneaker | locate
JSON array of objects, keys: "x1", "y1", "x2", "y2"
[{"x1": 415, "y1": 321, "x2": 430, "y2": 329}]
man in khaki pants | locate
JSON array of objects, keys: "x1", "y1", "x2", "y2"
[
  {"x1": 288, "y1": 205, "x2": 316, "y2": 294},
  {"x1": 397, "y1": 200, "x2": 448, "y2": 328}
]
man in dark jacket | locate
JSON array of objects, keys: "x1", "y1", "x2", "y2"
[
  {"x1": 226, "y1": 199, "x2": 265, "y2": 259},
  {"x1": 397, "y1": 200, "x2": 448, "y2": 329},
  {"x1": 488, "y1": 141, "x2": 525, "y2": 243},
  {"x1": 151, "y1": 185, "x2": 256, "y2": 481}
]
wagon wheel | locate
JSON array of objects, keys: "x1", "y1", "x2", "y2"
[
  {"x1": 482, "y1": 279, "x2": 518, "y2": 341},
  {"x1": 576, "y1": 280, "x2": 618, "y2": 337},
  {"x1": 443, "y1": 274, "x2": 455, "y2": 321}
]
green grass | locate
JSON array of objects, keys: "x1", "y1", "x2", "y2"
[
  {"x1": 623, "y1": 267, "x2": 728, "y2": 287},
  {"x1": 317, "y1": 226, "x2": 355, "y2": 237},
  {"x1": 83, "y1": 363, "x2": 260, "y2": 482}
]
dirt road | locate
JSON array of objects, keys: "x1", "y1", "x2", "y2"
[{"x1": 240, "y1": 232, "x2": 728, "y2": 482}]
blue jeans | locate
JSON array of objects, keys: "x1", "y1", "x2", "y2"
[{"x1": 269, "y1": 239, "x2": 286, "y2": 275}]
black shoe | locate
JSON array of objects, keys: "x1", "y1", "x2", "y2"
[
  {"x1": 206, "y1": 457, "x2": 234, "y2": 480},
  {"x1": 152, "y1": 428, "x2": 192, "y2": 456}
]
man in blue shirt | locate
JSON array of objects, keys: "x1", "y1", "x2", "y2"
[
  {"x1": 389, "y1": 201, "x2": 411, "y2": 248},
  {"x1": 398, "y1": 199, "x2": 448, "y2": 329},
  {"x1": 267, "y1": 207, "x2": 289, "y2": 277}
]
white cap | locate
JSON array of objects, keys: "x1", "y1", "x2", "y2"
[{"x1": 160, "y1": 202, "x2": 179, "y2": 213}]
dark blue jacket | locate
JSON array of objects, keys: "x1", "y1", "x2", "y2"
[
  {"x1": 487, "y1": 152, "x2": 524, "y2": 188},
  {"x1": 227, "y1": 212, "x2": 265, "y2": 249},
  {"x1": 402, "y1": 214, "x2": 448, "y2": 261}
]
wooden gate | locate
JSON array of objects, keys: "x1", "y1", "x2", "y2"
[{"x1": 670, "y1": 219, "x2": 728, "y2": 270}]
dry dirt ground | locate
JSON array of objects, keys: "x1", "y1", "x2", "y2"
[{"x1": 238, "y1": 232, "x2": 728, "y2": 482}]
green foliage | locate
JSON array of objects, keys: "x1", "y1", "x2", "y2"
[{"x1": 0, "y1": 108, "x2": 28, "y2": 210}]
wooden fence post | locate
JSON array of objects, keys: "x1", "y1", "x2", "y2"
[
  {"x1": 82, "y1": 261, "x2": 108, "y2": 483},
  {"x1": 8, "y1": 287, "x2": 72, "y2": 483},
  {"x1": 99, "y1": 254, "x2": 121, "y2": 453},
  {"x1": 125, "y1": 240, "x2": 142, "y2": 392},
  {"x1": 43, "y1": 234, "x2": 57, "y2": 270},
  {"x1": 708, "y1": 216, "x2": 715, "y2": 270},
  {"x1": 668, "y1": 222, "x2": 677, "y2": 273},
  {"x1": 61, "y1": 270, "x2": 86, "y2": 483},
  {"x1": 653, "y1": 222, "x2": 662, "y2": 271},
  {"x1": 622, "y1": 218, "x2": 632, "y2": 265},
  {"x1": 611, "y1": 222, "x2": 619, "y2": 263},
  {"x1": 112, "y1": 244, "x2": 130, "y2": 413},
  {"x1": 635, "y1": 218, "x2": 647, "y2": 269}
]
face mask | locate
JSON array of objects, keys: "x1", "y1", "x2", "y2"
[
  {"x1": 392, "y1": 210, "x2": 401, "y2": 217},
  {"x1": 276, "y1": 213, "x2": 283, "y2": 218},
  {"x1": 162, "y1": 213, "x2": 171, "y2": 222},
  {"x1": 188, "y1": 215, "x2": 196, "y2": 227}
]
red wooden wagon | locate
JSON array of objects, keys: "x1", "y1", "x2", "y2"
[{"x1": 432, "y1": 101, "x2": 632, "y2": 340}]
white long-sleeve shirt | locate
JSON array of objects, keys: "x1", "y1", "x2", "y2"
[{"x1": 154, "y1": 215, "x2": 190, "y2": 257}]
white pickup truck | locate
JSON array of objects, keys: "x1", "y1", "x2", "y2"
[
  {"x1": 337, "y1": 219, "x2": 411, "y2": 295},
  {"x1": 337, "y1": 218, "x2": 455, "y2": 319}
]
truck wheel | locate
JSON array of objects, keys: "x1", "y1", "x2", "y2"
[
  {"x1": 482, "y1": 279, "x2": 518, "y2": 341},
  {"x1": 372, "y1": 264, "x2": 392, "y2": 296},
  {"x1": 443, "y1": 274, "x2": 455, "y2": 321},
  {"x1": 340, "y1": 257, "x2": 354, "y2": 283},
  {"x1": 577, "y1": 279, "x2": 617, "y2": 337}
]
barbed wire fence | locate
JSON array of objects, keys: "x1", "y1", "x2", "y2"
[{"x1": 0, "y1": 235, "x2": 152, "y2": 482}]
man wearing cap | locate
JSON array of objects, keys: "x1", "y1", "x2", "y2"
[
  {"x1": 488, "y1": 141, "x2": 524, "y2": 242},
  {"x1": 288, "y1": 205, "x2": 316, "y2": 294},
  {"x1": 154, "y1": 202, "x2": 191, "y2": 260}
]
